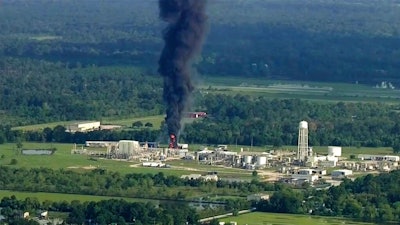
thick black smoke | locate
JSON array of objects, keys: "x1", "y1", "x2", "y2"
[{"x1": 158, "y1": 0, "x2": 208, "y2": 138}]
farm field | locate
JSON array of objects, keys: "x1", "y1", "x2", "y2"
[{"x1": 221, "y1": 212, "x2": 377, "y2": 225}]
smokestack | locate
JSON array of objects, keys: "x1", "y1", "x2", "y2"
[{"x1": 158, "y1": 0, "x2": 208, "y2": 140}]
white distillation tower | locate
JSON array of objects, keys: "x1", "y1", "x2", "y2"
[{"x1": 297, "y1": 121, "x2": 308, "y2": 161}]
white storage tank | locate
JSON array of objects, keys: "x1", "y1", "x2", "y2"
[
  {"x1": 299, "y1": 121, "x2": 308, "y2": 129},
  {"x1": 328, "y1": 146, "x2": 342, "y2": 157},
  {"x1": 119, "y1": 140, "x2": 140, "y2": 156},
  {"x1": 256, "y1": 156, "x2": 267, "y2": 166},
  {"x1": 244, "y1": 155, "x2": 253, "y2": 164}
]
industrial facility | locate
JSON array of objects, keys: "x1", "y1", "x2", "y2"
[{"x1": 69, "y1": 120, "x2": 399, "y2": 186}]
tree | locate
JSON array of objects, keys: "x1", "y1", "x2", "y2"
[
  {"x1": 392, "y1": 141, "x2": 400, "y2": 153},
  {"x1": 268, "y1": 188, "x2": 304, "y2": 214},
  {"x1": 0, "y1": 133, "x2": 5, "y2": 144},
  {"x1": 209, "y1": 219, "x2": 219, "y2": 225},
  {"x1": 16, "y1": 138, "x2": 23, "y2": 155},
  {"x1": 144, "y1": 122, "x2": 153, "y2": 128},
  {"x1": 10, "y1": 158, "x2": 18, "y2": 165},
  {"x1": 132, "y1": 121, "x2": 143, "y2": 128}
]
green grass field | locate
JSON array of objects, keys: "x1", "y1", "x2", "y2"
[
  {"x1": 0, "y1": 190, "x2": 158, "y2": 204},
  {"x1": 0, "y1": 142, "x2": 253, "y2": 179},
  {"x1": 200, "y1": 77, "x2": 400, "y2": 103},
  {"x1": 12, "y1": 115, "x2": 165, "y2": 131},
  {"x1": 221, "y1": 212, "x2": 376, "y2": 225}
]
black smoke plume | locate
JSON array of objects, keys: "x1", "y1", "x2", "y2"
[{"x1": 158, "y1": 0, "x2": 208, "y2": 139}]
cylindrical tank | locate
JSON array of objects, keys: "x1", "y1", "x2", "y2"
[
  {"x1": 328, "y1": 146, "x2": 342, "y2": 157},
  {"x1": 244, "y1": 155, "x2": 253, "y2": 164},
  {"x1": 257, "y1": 156, "x2": 267, "y2": 165},
  {"x1": 299, "y1": 121, "x2": 308, "y2": 129},
  {"x1": 119, "y1": 140, "x2": 140, "y2": 156}
]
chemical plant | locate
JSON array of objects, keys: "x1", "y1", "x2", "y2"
[{"x1": 71, "y1": 120, "x2": 400, "y2": 186}]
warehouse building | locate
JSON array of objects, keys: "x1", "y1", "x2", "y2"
[{"x1": 66, "y1": 121, "x2": 100, "y2": 133}]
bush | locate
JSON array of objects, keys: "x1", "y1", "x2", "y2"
[
  {"x1": 10, "y1": 158, "x2": 18, "y2": 165},
  {"x1": 132, "y1": 121, "x2": 143, "y2": 128}
]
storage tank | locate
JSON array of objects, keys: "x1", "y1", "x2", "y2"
[
  {"x1": 299, "y1": 121, "x2": 308, "y2": 129},
  {"x1": 328, "y1": 146, "x2": 342, "y2": 157},
  {"x1": 256, "y1": 156, "x2": 267, "y2": 166},
  {"x1": 119, "y1": 140, "x2": 140, "y2": 156},
  {"x1": 244, "y1": 155, "x2": 253, "y2": 164}
]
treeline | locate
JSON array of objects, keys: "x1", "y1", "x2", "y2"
[
  {"x1": 0, "y1": 167, "x2": 278, "y2": 200},
  {"x1": 0, "y1": 196, "x2": 199, "y2": 225},
  {"x1": 257, "y1": 170, "x2": 400, "y2": 223},
  {"x1": 2, "y1": 97, "x2": 400, "y2": 149}
]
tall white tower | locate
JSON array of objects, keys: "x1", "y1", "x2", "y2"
[{"x1": 297, "y1": 121, "x2": 308, "y2": 161}]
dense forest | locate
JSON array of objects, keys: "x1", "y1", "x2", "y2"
[
  {"x1": 1, "y1": 168, "x2": 400, "y2": 224},
  {"x1": 1, "y1": 0, "x2": 399, "y2": 84},
  {"x1": 0, "y1": 167, "x2": 276, "y2": 200},
  {"x1": 257, "y1": 170, "x2": 400, "y2": 223},
  {"x1": 1, "y1": 0, "x2": 400, "y2": 124},
  {"x1": 0, "y1": 196, "x2": 200, "y2": 225}
]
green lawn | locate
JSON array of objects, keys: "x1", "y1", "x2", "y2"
[
  {"x1": 0, "y1": 142, "x2": 252, "y2": 179},
  {"x1": 0, "y1": 190, "x2": 158, "y2": 204},
  {"x1": 221, "y1": 212, "x2": 376, "y2": 225}
]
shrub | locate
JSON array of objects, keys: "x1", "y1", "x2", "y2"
[{"x1": 10, "y1": 158, "x2": 18, "y2": 165}]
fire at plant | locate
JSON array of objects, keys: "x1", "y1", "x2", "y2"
[{"x1": 169, "y1": 134, "x2": 177, "y2": 149}]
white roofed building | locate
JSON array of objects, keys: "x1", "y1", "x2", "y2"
[{"x1": 66, "y1": 121, "x2": 100, "y2": 133}]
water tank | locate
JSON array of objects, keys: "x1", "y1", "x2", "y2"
[
  {"x1": 299, "y1": 121, "x2": 308, "y2": 129},
  {"x1": 328, "y1": 146, "x2": 342, "y2": 157},
  {"x1": 119, "y1": 140, "x2": 140, "y2": 156},
  {"x1": 256, "y1": 156, "x2": 267, "y2": 166},
  {"x1": 244, "y1": 155, "x2": 253, "y2": 164}
]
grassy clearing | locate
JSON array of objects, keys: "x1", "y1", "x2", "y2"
[
  {"x1": 0, "y1": 142, "x2": 252, "y2": 179},
  {"x1": 221, "y1": 212, "x2": 376, "y2": 225},
  {"x1": 12, "y1": 115, "x2": 165, "y2": 131},
  {"x1": 200, "y1": 77, "x2": 400, "y2": 103},
  {"x1": 102, "y1": 115, "x2": 165, "y2": 129},
  {"x1": 0, "y1": 190, "x2": 157, "y2": 204}
]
